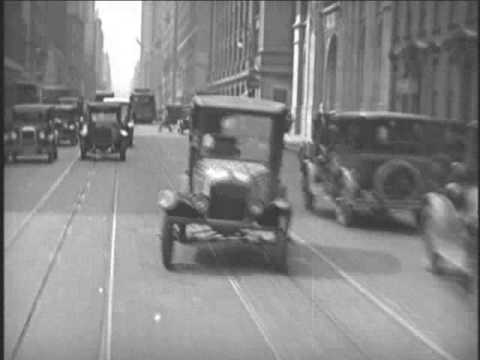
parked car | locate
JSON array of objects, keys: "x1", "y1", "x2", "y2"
[
  {"x1": 79, "y1": 102, "x2": 130, "y2": 161},
  {"x1": 105, "y1": 97, "x2": 134, "y2": 146},
  {"x1": 421, "y1": 121, "x2": 477, "y2": 299},
  {"x1": 4, "y1": 104, "x2": 58, "y2": 163},
  {"x1": 52, "y1": 104, "x2": 79, "y2": 145},
  {"x1": 299, "y1": 111, "x2": 467, "y2": 227},
  {"x1": 158, "y1": 95, "x2": 293, "y2": 272}
]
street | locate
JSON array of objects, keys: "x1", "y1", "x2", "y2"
[{"x1": 4, "y1": 125, "x2": 478, "y2": 360}]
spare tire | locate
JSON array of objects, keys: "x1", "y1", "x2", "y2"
[{"x1": 373, "y1": 159, "x2": 424, "y2": 201}]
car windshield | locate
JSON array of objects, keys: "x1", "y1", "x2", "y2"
[
  {"x1": 330, "y1": 118, "x2": 465, "y2": 157},
  {"x1": 13, "y1": 111, "x2": 47, "y2": 124},
  {"x1": 90, "y1": 111, "x2": 119, "y2": 125},
  {"x1": 199, "y1": 112, "x2": 272, "y2": 163}
]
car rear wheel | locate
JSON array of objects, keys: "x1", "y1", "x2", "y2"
[
  {"x1": 47, "y1": 151, "x2": 54, "y2": 163},
  {"x1": 161, "y1": 216, "x2": 179, "y2": 270},
  {"x1": 335, "y1": 200, "x2": 355, "y2": 227}
]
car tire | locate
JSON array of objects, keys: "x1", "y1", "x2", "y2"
[
  {"x1": 119, "y1": 148, "x2": 126, "y2": 161},
  {"x1": 53, "y1": 146, "x2": 58, "y2": 160},
  {"x1": 161, "y1": 217, "x2": 175, "y2": 270},
  {"x1": 47, "y1": 151, "x2": 53, "y2": 163},
  {"x1": 80, "y1": 146, "x2": 87, "y2": 160},
  {"x1": 272, "y1": 215, "x2": 289, "y2": 274},
  {"x1": 335, "y1": 200, "x2": 355, "y2": 227}
]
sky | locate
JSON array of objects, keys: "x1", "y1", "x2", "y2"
[{"x1": 95, "y1": 1, "x2": 141, "y2": 99}]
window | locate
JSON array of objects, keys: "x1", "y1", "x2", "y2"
[
  {"x1": 448, "y1": 2, "x2": 456, "y2": 28},
  {"x1": 405, "y1": 3, "x2": 411, "y2": 39},
  {"x1": 418, "y1": 2, "x2": 426, "y2": 35},
  {"x1": 431, "y1": 57, "x2": 438, "y2": 116},
  {"x1": 432, "y1": 2, "x2": 440, "y2": 33}
]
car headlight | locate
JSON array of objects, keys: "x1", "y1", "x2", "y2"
[
  {"x1": 127, "y1": 121, "x2": 134, "y2": 128},
  {"x1": 80, "y1": 125, "x2": 88, "y2": 136},
  {"x1": 48, "y1": 133, "x2": 54, "y2": 141},
  {"x1": 120, "y1": 129, "x2": 128, "y2": 137},
  {"x1": 4, "y1": 133, "x2": 9, "y2": 142},
  {"x1": 249, "y1": 201, "x2": 264, "y2": 216},
  {"x1": 38, "y1": 131, "x2": 45, "y2": 140},
  {"x1": 69, "y1": 124, "x2": 75, "y2": 130},
  {"x1": 158, "y1": 190, "x2": 178, "y2": 210},
  {"x1": 11, "y1": 132, "x2": 17, "y2": 140}
]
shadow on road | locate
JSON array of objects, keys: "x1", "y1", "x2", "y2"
[{"x1": 310, "y1": 205, "x2": 418, "y2": 236}]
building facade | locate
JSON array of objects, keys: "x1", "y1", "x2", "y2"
[
  {"x1": 291, "y1": 1, "x2": 477, "y2": 142},
  {"x1": 207, "y1": 1, "x2": 294, "y2": 102},
  {"x1": 390, "y1": 1, "x2": 478, "y2": 123},
  {"x1": 3, "y1": 0, "x2": 100, "y2": 107}
]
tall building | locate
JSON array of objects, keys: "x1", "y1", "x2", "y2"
[
  {"x1": 94, "y1": 10, "x2": 104, "y2": 91},
  {"x1": 102, "y1": 52, "x2": 112, "y2": 91},
  {"x1": 66, "y1": 1, "x2": 87, "y2": 95},
  {"x1": 389, "y1": 1, "x2": 478, "y2": 122},
  {"x1": 207, "y1": 1, "x2": 294, "y2": 101},
  {"x1": 83, "y1": 1, "x2": 97, "y2": 99}
]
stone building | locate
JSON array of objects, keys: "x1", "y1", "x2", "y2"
[
  {"x1": 389, "y1": 1, "x2": 478, "y2": 123},
  {"x1": 207, "y1": 1, "x2": 294, "y2": 102}
]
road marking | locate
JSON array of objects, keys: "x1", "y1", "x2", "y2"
[
  {"x1": 5, "y1": 156, "x2": 78, "y2": 252},
  {"x1": 208, "y1": 243, "x2": 284, "y2": 360},
  {"x1": 290, "y1": 232, "x2": 460, "y2": 360},
  {"x1": 9, "y1": 167, "x2": 94, "y2": 360},
  {"x1": 98, "y1": 169, "x2": 119, "y2": 360}
]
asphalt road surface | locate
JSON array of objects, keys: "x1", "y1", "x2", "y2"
[{"x1": 4, "y1": 125, "x2": 478, "y2": 360}]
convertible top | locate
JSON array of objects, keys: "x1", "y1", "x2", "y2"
[
  {"x1": 13, "y1": 104, "x2": 54, "y2": 113},
  {"x1": 192, "y1": 95, "x2": 287, "y2": 115},
  {"x1": 104, "y1": 97, "x2": 129, "y2": 104}
]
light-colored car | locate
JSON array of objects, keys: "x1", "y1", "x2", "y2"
[{"x1": 421, "y1": 121, "x2": 478, "y2": 303}]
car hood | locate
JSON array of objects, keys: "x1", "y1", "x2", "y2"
[{"x1": 193, "y1": 158, "x2": 271, "y2": 201}]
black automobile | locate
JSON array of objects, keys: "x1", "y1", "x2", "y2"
[
  {"x1": 52, "y1": 104, "x2": 79, "y2": 145},
  {"x1": 299, "y1": 111, "x2": 467, "y2": 227},
  {"x1": 105, "y1": 98, "x2": 134, "y2": 146},
  {"x1": 79, "y1": 102, "x2": 130, "y2": 161},
  {"x1": 4, "y1": 104, "x2": 58, "y2": 163},
  {"x1": 158, "y1": 95, "x2": 293, "y2": 272}
]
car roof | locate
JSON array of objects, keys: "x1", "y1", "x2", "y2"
[
  {"x1": 53, "y1": 104, "x2": 77, "y2": 111},
  {"x1": 87, "y1": 102, "x2": 122, "y2": 110},
  {"x1": 13, "y1": 103, "x2": 54, "y2": 113},
  {"x1": 104, "y1": 97, "x2": 129, "y2": 104},
  {"x1": 330, "y1": 111, "x2": 450, "y2": 124},
  {"x1": 42, "y1": 84, "x2": 71, "y2": 90},
  {"x1": 192, "y1": 95, "x2": 287, "y2": 115}
]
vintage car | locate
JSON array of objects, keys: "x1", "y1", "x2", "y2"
[
  {"x1": 4, "y1": 104, "x2": 58, "y2": 163},
  {"x1": 79, "y1": 102, "x2": 130, "y2": 161},
  {"x1": 299, "y1": 111, "x2": 467, "y2": 227},
  {"x1": 421, "y1": 120, "x2": 477, "y2": 298},
  {"x1": 104, "y1": 97, "x2": 134, "y2": 146},
  {"x1": 52, "y1": 104, "x2": 79, "y2": 145},
  {"x1": 158, "y1": 95, "x2": 293, "y2": 272}
]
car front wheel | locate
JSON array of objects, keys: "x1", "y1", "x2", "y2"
[
  {"x1": 80, "y1": 145, "x2": 87, "y2": 160},
  {"x1": 272, "y1": 214, "x2": 289, "y2": 273}
]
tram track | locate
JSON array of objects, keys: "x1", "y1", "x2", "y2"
[
  {"x1": 4, "y1": 156, "x2": 79, "y2": 253},
  {"x1": 158, "y1": 139, "x2": 462, "y2": 360},
  {"x1": 8, "y1": 162, "x2": 97, "y2": 360}
]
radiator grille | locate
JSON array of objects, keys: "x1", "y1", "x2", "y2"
[{"x1": 209, "y1": 182, "x2": 248, "y2": 220}]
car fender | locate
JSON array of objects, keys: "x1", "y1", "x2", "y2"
[
  {"x1": 165, "y1": 197, "x2": 203, "y2": 218},
  {"x1": 422, "y1": 192, "x2": 467, "y2": 241}
]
